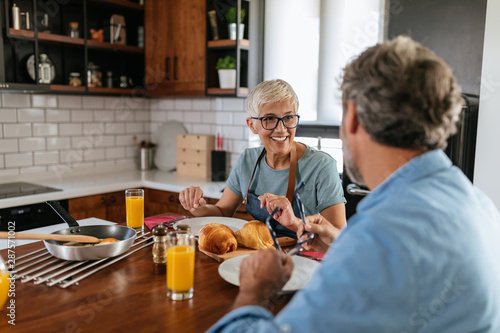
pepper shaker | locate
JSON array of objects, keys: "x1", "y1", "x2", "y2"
[{"x1": 152, "y1": 223, "x2": 168, "y2": 274}]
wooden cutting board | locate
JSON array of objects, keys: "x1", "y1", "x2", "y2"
[{"x1": 199, "y1": 237, "x2": 296, "y2": 262}]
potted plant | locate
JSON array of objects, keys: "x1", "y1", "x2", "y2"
[
  {"x1": 216, "y1": 55, "x2": 236, "y2": 89},
  {"x1": 225, "y1": 7, "x2": 246, "y2": 40}
]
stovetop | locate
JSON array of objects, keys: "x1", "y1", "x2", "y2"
[{"x1": 0, "y1": 182, "x2": 62, "y2": 199}]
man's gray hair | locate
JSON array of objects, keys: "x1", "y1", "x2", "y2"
[
  {"x1": 246, "y1": 79, "x2": 299, "y2": 118},
  {"x1": 341, "y1": 36, "x2": 463, "y2": 150}
]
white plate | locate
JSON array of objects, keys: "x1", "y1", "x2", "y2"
[
  {"x1": 218, "y1": 254, "x2": 321, "y2": 292},
  {"x1": 153, "y1": 121, "x2": 187, "y2": 172},
  {"x1": 175, "y1": 216, "x2": 247, "y2": 236}
]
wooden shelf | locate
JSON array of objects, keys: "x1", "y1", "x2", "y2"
[
  {"x1": 208, "y1": 39, "x2": 250, "y2": 48},
  {"x1": 207, "y1": 87, "x2": 249, "y2": 96},
  {"x1": 89, "y1": 0, "x2": 144, "y2": 10},
  {"x1": 88, "y1": 87, "x2": 144, "y2": 94},
  {"x1": 8, "y1": 28, "x2": 34, "y2": 39},
  {"x1": 38, "y1": 32, "x2": 85, "y2": 46},
  {"x1": 49, "y1": 84, "x2": 86, "y2": 93},
  {"x1": 87, "y1": 40, "x2": 144, "y2": 53}
]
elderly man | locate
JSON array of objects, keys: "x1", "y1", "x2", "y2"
[{"x1": 208, "y1": 36, "x2": 500, "y2": 332}]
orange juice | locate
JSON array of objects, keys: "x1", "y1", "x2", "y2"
[
  {"x1": 167, "y1": 246, "x2": 195, "y2": 291},
  {"x1": 0, "y1": 271, "x2": 9, "y2": 309},
  {"x1": 126, "y1": 196, "x2": 144, "y2": 229}
]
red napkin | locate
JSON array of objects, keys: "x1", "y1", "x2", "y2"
[
  {"x1": 300, "y1": 251, "x2": 325, "y2": 259},
  {"x1": 144, "y1": 216, "x2": 183, "y2": 231}
]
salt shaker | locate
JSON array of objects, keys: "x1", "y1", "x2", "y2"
[{"x1": 152, "y1": 223, "x2": 168, "y2": 274}]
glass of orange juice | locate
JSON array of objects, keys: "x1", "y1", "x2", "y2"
[
  {"x1": 0, "y1": 256, "x2": 9, "y2": 310},
  {"x1": 125, "y1": 189, "x2": 144, "y2": 233},
  {"x1": 166, "y1": 230, "x2": 195, "y2": 300}
]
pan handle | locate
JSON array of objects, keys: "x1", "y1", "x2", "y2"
[{"x1": 46, "y1": 201, "x2": 80, "y2": 228}]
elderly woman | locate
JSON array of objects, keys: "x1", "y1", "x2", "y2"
[{"x1": 179, "y1": 79, "x2": 346, "y2": 237}]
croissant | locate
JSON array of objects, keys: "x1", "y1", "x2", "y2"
[
  {"x1": 198, "y1": 223, "x2": 238, "y2": 254},
  {"x1": 235, "y1": 220, "x2": 274, "y2": 250}
]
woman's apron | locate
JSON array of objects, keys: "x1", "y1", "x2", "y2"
[{"x1": 243, "y1": 142, "x2": 301, "y2": 238}]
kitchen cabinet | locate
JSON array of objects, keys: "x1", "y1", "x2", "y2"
[
  {"x1": 0, "y1": 0, "x2": 144, "y2": 95},
  {"x1": 69, "y1": 190, "x2": 126, "y2": 223},
  {"x1": 205, "y1": 0, "x2": 250, "y2": 97},
  {"x1": 144, "y1": 0, "x2": 206, "y2": 97},
  {"x1": 145, "y1": 188, "x2": 253, "y2": 221}
]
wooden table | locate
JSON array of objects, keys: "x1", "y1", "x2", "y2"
[{"x1": 0, "y1": 221, "x2": 293, "y2": 332}]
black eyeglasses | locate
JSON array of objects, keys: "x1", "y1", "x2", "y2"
[{"x1": 251, "y1": 115, "x2": 300, "y2": 130}]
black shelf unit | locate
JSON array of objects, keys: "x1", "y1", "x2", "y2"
[
  {"x1": 0, "y1": 0, "x2": 145, "y2": 95},
  {"x1": 205, "y1": 0, "x2": 249, "y2": 97}
]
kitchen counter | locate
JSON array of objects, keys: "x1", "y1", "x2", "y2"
[{"x1": 0, "y1": 167, "x2": 226, "y2": 209}]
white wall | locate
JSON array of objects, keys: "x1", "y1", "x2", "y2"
[{"x1": 474, "y1": 0, "x2": 500, "y2": 209}]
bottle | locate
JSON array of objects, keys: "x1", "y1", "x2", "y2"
[
  {"x1": 152, "y1": 223, "x2": 168, "y2": 274},
  {"x1": 87, "y1": 62, "x2": 102, "y2": 87},
  {"x1": 69, "y1": 22, "x2": 79, "y2": 38},
  {"x1": 106, "y1": 71, "x2": 113, "y2": 88},
  {"x1": 38, "y1": 54, "x2": 52, "y2": 84},
  {"x1": 12, "y1": 4, "x2": 21, "y2": 30},
  {"x1": 119, "y1": 75, "x2": 128, "y2": 88}
]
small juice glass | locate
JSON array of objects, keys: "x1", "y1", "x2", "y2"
[
  {"x1": 125, "y1": 189, "x2": 144, "y2": 232},
  {"x1": 166, "y1": 230, "x2": 195, "y2": 300},
  {"x1": 0, "y1": 256, "x2": 9, "y2": 309}
]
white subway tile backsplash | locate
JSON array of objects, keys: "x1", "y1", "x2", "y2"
[
  {"x1": 1, "y1": 94, "x2": 250, "y2": 177},
  {"x1": 4, "y1": 123, "x2": 31, "y2": 137},
  {"x1": 19, "y1": 138, "x2": 45, "y2": 152},
  {"x1": 125, "y1": 122, "x2": 144, "y2": 134},
  {"x1": 60, "y1": 123, "x2": 83, "y2": 136},
  {"x1": 72, "y1": 110, "x2": 94, "y2": 122},
  {"x1": 18, "y1": 108, "x2": 45, "y2": 122},
  {"x1": 34, "y1": 151, "x2": 59, "y2": 165},
  {"x1": 192, "y1": 98, "x2": 213, "y2": 110},
  {"x1": 47, "y1": 137, "x2": 71, "y2": 150},
  {"x1": 222, "y1": 98, "x2": 245, "y2": 111},
  {"x1": 82, "y1": 96, "x2": 104, "y2": 109},
  {"x1": 1, "y1": 109, "x2": 17, "y2": 122},
  {"x1": 0, "y1": 139, "x2": 18, "y2": 153},
  {"x1": 33, "y1": 123, "x2": 58, "y2": 136},
  {"x1": 32, "y1": 94, "x2": 57, "y2": 108},
  {"x1": 174, "y1": 98, "x2": 193, "y2": 110},
  {"x1": 1, "y1": 94, "x2": 30, "y2": 108},
  {"x1": 183, "y1": 111, "x2": 202, "y2": 123},
  {"x1": 94, "y1": 110, "x2": 115, "y2": 122},
  {"x1": 58, "y1": 95, "x2": 82, "y2": 108},
  {"x1": 0, "y1": 168, "x2": 20, "y2": 178},
  {"x1": 46, "y1": 109, "x2": 71, "y2": 122},
  {"x1": 5, "y1": 152, "x2": 32, "y2": 167}
]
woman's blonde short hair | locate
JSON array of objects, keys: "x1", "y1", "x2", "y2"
[{"x1": 246, "y1": 79, "x2": 299, "y2": 118}]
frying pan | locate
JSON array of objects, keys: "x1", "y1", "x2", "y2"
[{"x1": 44, "y1": 201, "x2": 137, "y2": 261}]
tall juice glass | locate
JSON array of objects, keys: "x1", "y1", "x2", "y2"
[
  {"x1": 125, "y1": 189, "x2": 144, "y2": 232},
  {"x1": 0, "y1": 256, "x2": 9, "y2": 309},
  {"x1": 166, "y1": 230, "x2": 195, "y2": 300}
]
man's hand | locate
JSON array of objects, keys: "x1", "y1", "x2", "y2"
[
  {"x1": 179, "y1": 186, "x2": 207, "y2": 212},
  {"x1": 258, "y1": 193, "x2": 303, "y2": 233},
  {"x1": 303, "y1": 215, "x2": 342, "y2": 253},
  {"x1": 233, "y1": 249, "x2": 294, "y2": 310}
]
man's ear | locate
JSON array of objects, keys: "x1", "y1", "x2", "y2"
[
  {"x1": 246, "y1": 117, "x2": 258, "y2": 134},
  {"x1": 343, "y1": 100, "x2": 359, "y2": 135}
]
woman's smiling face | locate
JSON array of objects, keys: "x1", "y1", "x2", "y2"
[{"x1": 251, "y1": 100, "x2": 297, "y2": 158}]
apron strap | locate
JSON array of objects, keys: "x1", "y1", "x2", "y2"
[
  {"x1": 285, "y1": 142, "x2": 297, "y2": 203},
  {"x1": 243, "y1": 142, "x2": 297, "y2": 204}
]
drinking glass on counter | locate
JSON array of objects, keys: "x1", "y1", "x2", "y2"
[
  {"x1": 125, "y1": 189, "x2": 144, "y2": 233},
  {"x1": 166, "y1": 230, "x2": 195, "y2": 300},
  {"x1": 0, "y1": 256, "x2": 9, "y2": 309}
]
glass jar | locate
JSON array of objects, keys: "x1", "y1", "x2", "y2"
[
  {"x1": 119, "y1": 75, "x2": 128, "y2": 88},
  {"x1": 38, "y1": 54, "x2": 52, "y2": 84},
  {"x1": 87, "y1": 62, "x2": 102, "y2": 88},
  {"x1": 69, "y1": 22, "x2": 79, "y2": 38},
  {"x1": 68, "y1": 72, "x2": 82, "y2": 87}
]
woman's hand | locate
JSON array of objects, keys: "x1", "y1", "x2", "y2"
[
  {"x1": 179, "y1": 186, "x2": 207, "y2": 212},
  {"x1": 303, "y1": 215, "x2": 342, "y2": 253},
  {"x1": 258, "y1": 193, "x2": 302, "y2": 233}
]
